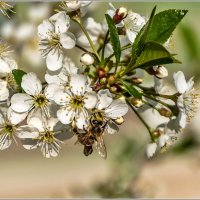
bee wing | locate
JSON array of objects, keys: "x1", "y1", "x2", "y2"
[{"x1": 96, "y1": 136, "x2": 107, "y2": 159}]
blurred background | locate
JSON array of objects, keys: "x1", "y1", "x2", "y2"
[{"x1": 1, "y1": 1, "x2": 200, "y2": 198}]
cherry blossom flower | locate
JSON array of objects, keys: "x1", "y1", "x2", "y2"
[
  {"x1": 173, "y1": 71, "x2": 199, "y2": 129},
  {"x1": 0, "y1": 41, "x2": 17, "y2": 77},
  {"x1": 38, "y1": 12, "x2": 76, "y2": 71},
  {"x1": 0, "y1": 107, "x2": 28, "y2": 150},
  {"x1": 0, "y1": 41, "x2": 17, "y2": 101},
  {"x1": 19, "y1": 111, "x2": 72, "y2": 158},
  {"x1": 11, "y1": 72, "x2": 56, "y2": 118},
  {"x1": 94, "y1": 89, "x2": 129, "y2": 134},
  {"x1": 60, "y1": 1, "x2": 91, "y2": 16},
  {"x1": 54, "y1": 74, "x2": 98, "y2": 129}
]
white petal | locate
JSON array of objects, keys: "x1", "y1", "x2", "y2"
[
  {"x1": 4, "y1": 57, "x2": 17, "y2": 71},
  {"x1": 45, "y1": 72, "x2": 61, "y2": 84},
  {"x1": 45, "y1": 84, "x2": 60, "y2": 101},
  {"x1": 46, "y1": 50, "x2": 63, "y2": 71},
  {"x1": 126, "y1": 29, "x2": 137, "y2": 43},
  {"x1": 97, "y1": 89, "x2": 113, "y2": 109},
  {"x1": 60, "y1": 32, "x2": 76, "y2": 49},
  {"x1": 186, "y1": 77, "x2": 194, "y2": 92},
  {"x1": 47, "y1": 118, "x2": 58, "y2": 131},
  {"x1": 178, "y1": 112, "x2": 187, "y2": 129},
  {"x1": 154, "y1": 77, "x2": 163, "y2": 94},
  {"x1": 17, "y1": 127, "x2": 39, "y2": 139},
  {"x1": 28, "y1": 115, "x2": 44, "y2": 132},
  {"x1": 7, "y1": 107, "x2": 27, "y2": 125},
  {"x1": 41, "y1": 143, "x2": 59, "y2": 158},
  {"x1": 63, "y1": 57, "x2": 78, "y2": 74},
  {"x1": 0, "y1": 80, "x2": 9, "y2": 101},
  {"x1": 158, "y1": 135, "x2": 167, "y2": 148},
  {"x1": 54, "y1": 89, "x2": 70, "y2": 105},
  {"x1": 21, "y1": 72, "x2": 42, "y2": 96},
  {"x1": 76, "y1": 110, "x2": 88, "y2": 129},
  {"x1": 0, "y1": 134, "x2": 12, "y2": 150},
  {"x1": 76, "y1": 33, "x2": 90, "y2": 48},
  {"x1": 85, "y1": 17, "x2": 102, "y2": 37},
  {"x1": 0, "y1": 57, "x2": 12, "y2": 74},
  {"x1": 0, "y1": 112, "x2": 5, "y2": 125},
  {"x1": 22, "y1": 138, "x2": 39, "y2": 150},
  {"x1": 106, "y1": 121, "x2": 119, "y2": 134},
  {"x1": 84, "y1": 92, "x2": 98, "y2": 109},
  {"x1": 64, "y1": 1, "x2": 81, "y2": 12},
  {"x1": 105, "y1": 99, "x2": 128, "y2": 119},
  {"x1": 54, "y1": 12, "x2": 70, "y2": 33},
  {"x1": 146, "y1": 143, "x2": 157, "y2": 158},
  {"x1": 38, "y1": 20, "x2": 54, "y2": 39},
  {"x1": 57, "y1": 108, "x2": 74, "y2": 125},
  {"x1": 11, "y1": 93, "x2": 33, "y2": 113},
  {"x1": 176, "y1": 96, "x2": 184, "y2": 111},
  {"x1": 70, "y1": 74, "x2": 88, "y2": 95},
  {"x1": 173, "y1": 71, "x2": 187, "y2": 94}
]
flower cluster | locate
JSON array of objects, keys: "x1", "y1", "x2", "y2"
[{"x1": 0, "y1": 1, "x2": 198, "y2": 159}]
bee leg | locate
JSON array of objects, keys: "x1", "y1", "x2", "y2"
[
  {"x1": 72, "y1": 120, "x2": 78, "y2": 134},
  {"x1": 83, "y1": 145, "x2": 93, "y2": 156},
  {"x1": 83, "y1": 125, "x2": 87, "y2": 132}
]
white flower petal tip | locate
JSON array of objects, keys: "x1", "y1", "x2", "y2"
[
  {"x1": 57, "y1": 108, "x2": 74, "y2": 125},
  {"x1": 97, "y1": 89, "x2": 113, "y2": 110},
  {"x1": 46, "y1": 51, "x2": 64, "y2": 71},
  {"x1": 11, "y1": 93, "x2": 33, "y2": 113},
  {"x1": 70, "y1": 74, "x2": 87, "y2": 95},
  {"x1": 146, "y1": 143, "x2": 157, "y2": 158},
  {"x1": 84, "y1": 92, "x2": 98, "y2": 109},
  {"x1": 21, "y1": 72, "x2": 42, "y2": 96},
  {"x1": 173, "y1": 71, "x2": 188, "y2": 94}
]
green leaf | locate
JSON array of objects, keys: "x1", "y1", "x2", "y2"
[
  {"x1": 12, "y1": 69, "x2": 26, "y2": 92},
  {"x1": 135, "y1": 41, "x2": 180, "y2": 68},
  {"x1": 121, "y1": 81, "x2": 142, "y2": 99},
  {"x1": 147, "y1": 9, "x2": 188, "y2": 43},
  {"x1": 105, "y1": 14, "x2": 121, "y2": 63},
  {"x1": 130, "y1": 6, "x2": 157, "y2": 66}
]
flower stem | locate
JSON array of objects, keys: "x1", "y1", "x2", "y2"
[
  {"x1": 127, "y1": 100, "x2": 155, "y2": 142},
  {"x1": 78, "y1": 20, "x2": 100, "y2": 61},
  {"x1": 75, "y1": 44, "x2": 88, "y2": 53}
]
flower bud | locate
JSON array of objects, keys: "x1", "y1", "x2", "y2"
[
  {"x1": 113, "y1": 7, "x2": 128, "y2": 24},
  {"x1": 132, "y1": 77, "x2": 143, "y2": 84},
  {"x1": 100, "y1": 77, "x2": 107, "y2": 85},
  {"x1": 131, "y1": 97, "x2": 143, "y2": 108},
  {"x1": 110, "y1": 85, "x2": 118, "y2": 93},
  {"x1": 80, "y1": 53, "x2": 94, "y2": 65},
  {"x1": 158, "y1": 107, "x2": 172, "y2": 118},
  {"x1": 154, "y1": 65, "x2": 168, "y2": 79},
  {"x1": 108, "y1": 75, "x2": 115, "y2": 85},
  {"x1": 146, "y1": 143, "x2": 157, "y2": 158},
  {"x1": 114, "y1": 117, "x2": 124, "y2": 125},
  {"x1": 98, "y1": 68, "x2": 106, "y2": 78},
  {"x1": 152, "y1": 129, "x2": 161, "y2": 139}
]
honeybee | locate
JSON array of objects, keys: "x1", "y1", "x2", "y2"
[{"x1": 74, "y1": 111, "x2": 108, "y2": 159}]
